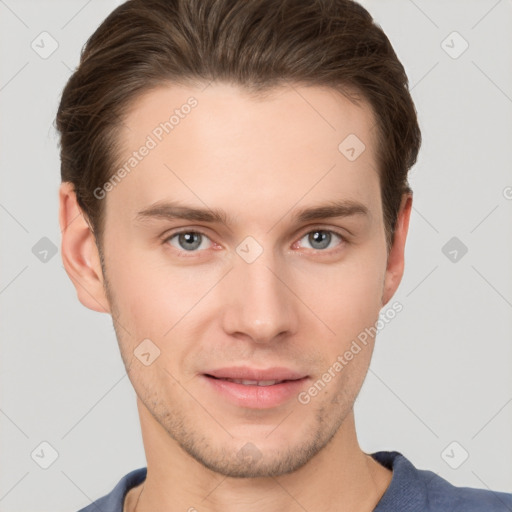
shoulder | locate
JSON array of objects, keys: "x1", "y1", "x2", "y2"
[
  {"x1": 76, "y1": 467, "x2": 147, "y2": 512},
  {"x1": 420, "y1": 465, "x2": 512, "y2": 511},
  {"x1": 372, "y1": 451, "x2": 512, "y2": 512}
]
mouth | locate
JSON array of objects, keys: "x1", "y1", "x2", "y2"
[
  {"x1": 205, "y1": 375, "x2": 298, "y2": 386},
  {"x1": 201, "y1": 366, "x2": 309, "y2": 409}
]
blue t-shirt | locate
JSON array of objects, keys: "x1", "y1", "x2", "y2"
[{"x1": 77, "y1": 451, "x2": 512, "y2": 511}]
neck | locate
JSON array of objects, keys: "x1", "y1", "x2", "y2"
[{"x1": 131, "y1": 398, "x2": 392, "y2": 512}]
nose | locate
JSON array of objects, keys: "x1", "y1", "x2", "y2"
[{"x1": 220, "y1": 249, "x2": 299, "y2": 344}]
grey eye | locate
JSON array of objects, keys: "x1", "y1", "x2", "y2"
[
  {"x1": 300, "y1": 230, "x2": 343, "y2": 251},
  {"x1": 167, "y1": 231, "x2": 211, "y2": 252}
]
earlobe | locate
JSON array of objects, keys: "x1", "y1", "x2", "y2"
[
  {"x1": 59, "y1": 182, "x2": 111, "y2": 314},
  {"x1": 381, "y1": 193, "x2": 413, "y2": 307}
]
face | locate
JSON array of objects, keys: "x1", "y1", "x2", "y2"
[{"x1": 68, "y1": 82, "x2": 410, "y2": 478}]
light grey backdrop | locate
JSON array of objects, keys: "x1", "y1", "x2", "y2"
[{"x1": 1, "y1": 1, "x2": 511, "y2": 511}]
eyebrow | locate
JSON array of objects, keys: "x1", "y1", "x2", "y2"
[{"x1": 134, "y1": 199, "x2": 369, "y2": 226}]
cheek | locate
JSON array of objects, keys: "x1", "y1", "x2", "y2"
[
  {"x1": 296, "y1": 248, "x2": 386, "y2": 343},
  {"x1": 105, "y1": 255, "x2": 204, "y2": 393},
  {"x1": 304, "y1": 264, "x2": 382, "y2": 405},
  {"x1": 105, "y1": 246, "x2": 208, "y2": 337}
]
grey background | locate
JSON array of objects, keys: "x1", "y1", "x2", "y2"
[{"x1": 0, "y1": 0, "x2": 511, "y2": 510}]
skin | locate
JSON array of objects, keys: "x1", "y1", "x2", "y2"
[{"x1": 59, "y1": 82, "x2": 412, "y2": 512}]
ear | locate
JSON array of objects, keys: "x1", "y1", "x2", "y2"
[
  {"x1": 381, "y1": 193, "x2": 413, "y2": 307},
  {"x1": 59, "y1": 182, "x2": 111, "y2": 313}
]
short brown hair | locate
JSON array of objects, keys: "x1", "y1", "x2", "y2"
[{"x1": 55, "y1": 0, "x2": 421, "y2": 253}]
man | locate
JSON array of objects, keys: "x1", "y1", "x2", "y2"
[{"x1": 56, "y1": 0, "x2": 512, "y2": 510}]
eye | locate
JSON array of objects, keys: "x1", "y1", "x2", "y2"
[
  {"x1": 297, "y1": 229, "x2": 345, "y2": 251},
  {"x1": 164, "y1": 230, "x2": 213, "y2": 253}
]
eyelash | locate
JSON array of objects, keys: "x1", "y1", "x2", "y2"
[{"x1": 161, "y1": 227, "x2": 347, "y2": 258}]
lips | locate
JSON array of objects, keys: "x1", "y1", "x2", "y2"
[
  {"x1": 201, "y1": 366, "x2": 309, "y2": 408},
  {"x1": 203, "y1": 366, "x2": 307, "y2": 383}
]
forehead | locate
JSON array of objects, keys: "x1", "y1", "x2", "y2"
[
  {"x1": 121, "y1": 82, "x2": 377, "y2": 156},
  {"x1": 107, "y1": 82, "x2": 381, "y2": 228}
]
